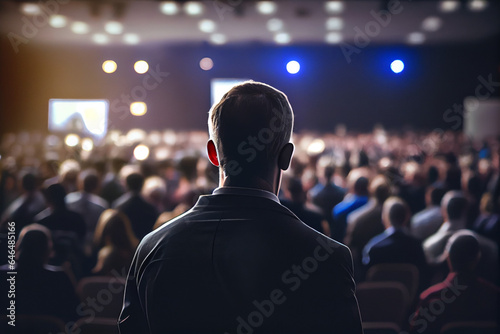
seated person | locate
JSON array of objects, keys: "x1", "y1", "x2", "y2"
[
  {"x1": 362, "y1": 197, "x2": 428, "y2": 285},
  {"x1": 0, "y1": 224, "x2": 79, "y2": 322},
  {"x1": 92, "y1": 209, "x2": 138, "y2": 277},
  {"x1": 410, "y1": 231, "x2": 499, "y2": 334}
]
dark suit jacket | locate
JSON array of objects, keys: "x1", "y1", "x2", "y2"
[
  {"x1": 113, "y1": 192, "x2": 159, "y2": 240},
  {"x1": 362, "y1": 227, "x2": 428, "y2": 285},
  {"x1": 119, "y1": 189, "x2": 362, "y2": 334}
]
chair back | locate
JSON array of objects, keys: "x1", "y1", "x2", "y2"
[
  {"x1": 366, "y1": 263, "x2": 419, "y2": 301},
  {"x1": 77, "y1": 276, "x2": 126, "y2": 319}
]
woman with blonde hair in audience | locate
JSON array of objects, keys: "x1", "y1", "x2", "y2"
[{"x1": 92, "y1": 209, "x2": 138, "y2": 277}]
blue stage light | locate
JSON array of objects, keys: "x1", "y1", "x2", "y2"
[
  {"x1": 286, "y1": 60, "x2": 300, "y2": 74},
  {"x1": 391, "y1": 59, "x2": 404, "y2": 74}
]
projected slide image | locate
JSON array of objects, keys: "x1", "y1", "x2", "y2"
[{"x1": 48, "y1": 99, "x2": 109, "y2": 141}]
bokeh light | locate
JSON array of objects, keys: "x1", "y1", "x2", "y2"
[
  {"x1": 390, "y1": 60, "x2": 405, "y2": 74},
  {"x1": 134, "y1": 60, "x2": 149, "y2": 74},
  {"x1": 130, "y1": 102, "x2": 147, "y2": 116},
  {"x1": 134, "y1": 144, "x2": 150, "y2": 161},
  {"x1": 102, "y1": 60, "x2": 117, "y2": 73}
]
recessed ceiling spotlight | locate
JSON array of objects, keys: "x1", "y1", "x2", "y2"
[
  {"x1": 468, "y1": 0, "x2": 488, "y2": 12},
  {"x1": 325, "y1": 32, "x2": 343, "y2": 44},
  {"x1": 184, "y1": 2, "x2": 204, "y2": 16},
  {"x1": 325, "y1": 17, "x2": 343, "y2": 30},
  {"x1": 104, "y1": 21, "x2": 123, "y2": 35},
  {"x1": 407, "y1": 32, "x2": 426, "y2": 44},
  {"x1": 20, "y1": 3, "x2": 42, "y2": 15},
  {"x1": 421, "y1": 16, "x2": 442, "y2": 32},
  {"x1": 199, "y1": 19, "x2": 216, "y2": 33},
  {"x1": 210, "y1": 33, "x2": 227, "y2": 45},
  {"x1": 92, "y1": 33, "x2": 109, "y2": 44},
  {"x1": 324, "y1": 1, "x2": 344, "y2": 14},
  {"x1": 49, "y1": 15, "x2": 67, "y2": 28},
  {"x1": 159, "y1": 1, "x2": 179, "y2": 15},
  {"x1": 267, "y1": 18, "x2": 284, "y2": 32},
  {"x1": 71, "y1": 22, "x2": 90, "y2": 34},
  {"x1": 123, "y1": 33, "x2": 140, "y2": 45},
  {"x1": 256, "y1": 1, "x2": 277, "y2": 15},
  {"x1": 439, "y1": 1, "x2": 460, "y2": 13},
  {"x1": 274, "y1": 32, "x2": 291, "y2": 44}
]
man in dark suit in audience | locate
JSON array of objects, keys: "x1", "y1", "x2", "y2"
[
  {"x1": 362, "y1": 196, "x2": 428, "y2": 284},
  {"x1": 119, "y1": 81, "x2": 362, "y2": 334},
  {"x1": 410, "y1": 231, "x2": 499, "y2": 334},
  {"x1": 113, "y1": 172, "x2": 158, "y2": 240}
]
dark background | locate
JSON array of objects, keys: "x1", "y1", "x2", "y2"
[{"x1": 1, "y1": 35, "x2": 499, "y2": 135}]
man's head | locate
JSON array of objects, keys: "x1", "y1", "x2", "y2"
[
  {"x1": 43, "y1": 183, "x2": 67, "y2": 209},
  {"x1": 426, "y1": 186, "x2": 446, "y2": 207},
  {"x1": 207, "y1": 81, "x2": 294, "y2": 192},
  {"x1": 441, "y1": 190, "x2": 468, "y2": 223},
  {"x1": 79, "y1": 169, "x2": 100, "y2": 194},
  {"x1": 382, "y1": 197, "x2": 410, "y2": 229},
  {"x1": 126, "y1": 173, "x2": 145, "y2": 194},
  {"x1": 17, "y1": 224, "x2": 53, "y2": 267},
  {"x1": 369, "y1": 175, "x2": 390, "y2": 204},
  {"x1": 445, "y1": 230, "x2": 481, "y2": 273}
]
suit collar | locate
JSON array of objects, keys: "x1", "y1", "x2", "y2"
[{"x1": 213, "y1": 186, "x2": 280, "y2": 204}]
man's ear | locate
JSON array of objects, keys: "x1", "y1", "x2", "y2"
[
  {"x1": 207, "y1": 140, "x2": 220, "y2": 167},
  {"x1": 278, "y1": 142, "x2": 294, "y2": 171}
]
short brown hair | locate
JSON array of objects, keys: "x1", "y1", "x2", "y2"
[{"x1": 208, "y1": 81, "x2": 294, "y2": 177}]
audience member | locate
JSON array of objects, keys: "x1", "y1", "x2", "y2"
[
  {"x1": 0, "y1": 170, "x2": 45, "y2": 236},
  {"x1": 92, "y1": 209, "x2": 138, "y2": 276},
  {"x1": 0, "y1": 224, "x2": 79, "y2": 322},
  {"x1": 410, "y1": 231, "x2": 499, "y2": 334},
  {"x1": 36, "y1": 183, "x2": 86, "y2": 242},
  {"x1": 309, "y1": 158, "x2": 345, "y2": 230},
  {"x1": 332, "y1": 171, "x2": 369, "y2": 242},
  {"x1": 113, "y1": 172, "x2": 159, "y2": 240},
  {"x1": 362, "y1": 197, "x2": 428, "y2": 283},
  {"x1": 345, "y1": 175, "x2": 390, "y2": 271},
  {"x1": 66, "y1": 169, "x2": 108, "y2": 254},
  {"x1": 100, "y1": 158, "x2": 127, "y2": 206},
  {"x1": 473, "y1": 192, "x2": 499, "y2": 245},
  {"x1": 423, "y1": 191, "x2": 468, "y2": 264},
  {"x1": 281, "y1": 177, "x2": 330, "y2": 235},
  {"x1": 119, "y1": 81, "x2": 363, "y2": 333},
  {"x1": 410, "y1": 187, "x2": 446, "y2": 241}
]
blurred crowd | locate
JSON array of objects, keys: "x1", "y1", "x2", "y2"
[{"x1": 0, "y1": 127, "x2": 499, "y2": 331}]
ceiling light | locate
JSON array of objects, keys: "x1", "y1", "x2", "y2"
[
  {"x1": 65, "y1": 134, "x2": 80, "y2": 147},
  {"x1": 134, "y1": 145, "x2": 150, "y2": 161},
  {"x1": 49, "y1": 15, "x2": 67, "y2": 28},
  {"x1": 325, "y1": 17, "x2": 343, "y2": 30},
  {"x1": 439, "y1": 1, "x2": 460, "y2": 12},
  {"x1": 468, "y1": 0, "x2": 488, "y2": 12},
  {"x1": 325, "y1": 32, "x2": 343, "y2": 44},
  {"x1": 256, "y1": 1, "x2": 277, "y2": 15},
  {"x1": 159, "y1": 1, "x2": 179, "y2": 15},
  {"x1": 104, "y1": 21, "x2": 123, "y2": 35},
  {"x1": 199, "y1": 19, "x2": 216, "y2": 33},
  {"x1": 123, "y1": 33, "x2": 140, "y2": 45},
  {"x1": 274, "y1": 32, "x2": 291, "y2": 44},
  {"x1": 407, "y1": 32, "x2": 425, "y2": 44},
  {"x1": 421, "y1": 16, "x2": 442, "y2": 32},
  {"x1": 200, "y1": 57, "x2": 214, "y2": 71},
  {"x1": 130, "y1": 102, "x2": 147, "y2": 116},
  {"x1": 210, "y1": 33, "x2": 227, "y2": 45},
  {"x1": 102, "y1": 60, "x2": 117, "y2": 73},
  {"x1": 71, "y1": 22, "x2": 90, "y2": 34},
  {"x1": 92, "y1": 33, "x2": 109, "y2": 44},
  {"x1": 267, "y1": 18, "x2": 284, "y2": 32},
  {"x1": 325, "y1": 1, "x2": 344, "y2": 14},
  {"x1": 20, "y1": 3, "x2": 42, "y2": 15},
  {"x1": 184, "y1": 2, "x2": 204, "y2": 16},
  {"x1": 134, "y1": 60, "x2": 149, "y2": 74}
]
